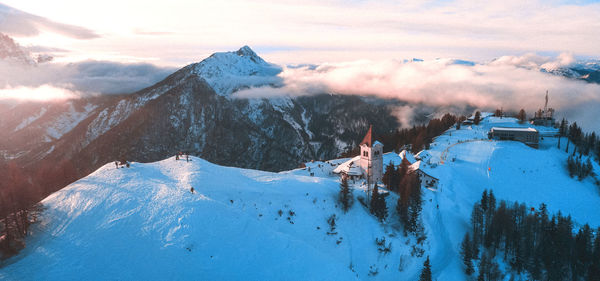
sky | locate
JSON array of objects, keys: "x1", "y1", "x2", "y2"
[
  {"x1": 1, "y1": 0, "x2": 600, "y2": 131},
  {"x1": 1, "y1": 0, "x2": 599, "y2": 66}
]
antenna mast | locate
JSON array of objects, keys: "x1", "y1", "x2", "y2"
[{"x1": 544, "y1": 90, "x2": 549, "y2": 115}]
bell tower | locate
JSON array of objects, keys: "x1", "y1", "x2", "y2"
[{"x1": 359, "y1": 125, "x2": 383, "y2": 184}]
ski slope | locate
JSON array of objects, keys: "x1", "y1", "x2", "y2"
[{"x1": 2, "y1": 116, "x2": 599, "y2": 280}]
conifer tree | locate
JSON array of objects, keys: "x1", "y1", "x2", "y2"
[
  {"x1": 474, "y1": 111, "x2": 482, "y2": 125},
  {"x1": 517, "y1": 109, "x2": 526, "y2": 123},
  {"x1": 558, "y1": 118, "x2": 567, "y2": 149},
  {"x1": 589, "y1": 228, "x2": 600, "y2": 281},
  {"x1": 338, "y1": 177, "x2": 353, "y2": 213},
  {"x1": 461, "y1": 233, "x2": 475, "y2": 275},
  {"x1": 419, "y1": 256, "x2": 432, "y2": 281},
  {"x1": 382, "y1": 162, "x2": 395, "y2": 190},
  {"x1": 495, "y1": 108, "x2": 502, "y2": 117},
  {"x1": 488, "y1": 190, "x2": 496, "y2": 215},
  {"x1": 408, "y1": 174, "x2": 423, "y2": 234},
  {"x1": 370, "y1": 184, "x2": 387, "y2": 222},
  {"x1": 477, "y1": 254, "x2": 489, "y2": 281}
]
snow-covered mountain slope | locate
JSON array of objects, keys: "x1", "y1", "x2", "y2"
[
  {"x1": 424, "y1": 116, "x2": 600, "y2": 228},
  {"x1": 188, "y1": 46, "x2": 283, "y2": 96},
  {"x1": 2, "y1": 116, "x2": 599, "y2": 280},
  {"x1": 2, "y1": 46, "x2": 398, "y2": 172},
  {"x1": 293, "y1": 116, "x2": 600, "y2": 280},
  {"x1": 1, "y1": 154, "x2": 428, "y2": 281}
]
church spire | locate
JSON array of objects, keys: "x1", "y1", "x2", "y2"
[{"x1": 360, "y1": 125, "x2": 373, "y2": 147}]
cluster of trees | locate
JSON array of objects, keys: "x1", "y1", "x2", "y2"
[
  {"x1": 567, "y1": 156, "x2": 594, "y2": 180},
  {"x1": 559, "y1": 119, "x2": 600, "y2": 162},
  {"x1": 461, "y1": 190, "x2": 600, "y2": 280},
  {"x1": 378, "y1": 113, "x2": 462, "y2": 154},
  {"x1": 558, "y1": 119, "x2": 599, "y2": 180},
  {"x1": 354, "y1": 158, "x2": 424, "y2": 236},
  {"x1": 496, "y1": 107, "x2": 526, "y2": 122},
  {"x1": 382, "y1": 160, "x2": 424, "y2": 235},
  {"x1": 0, "y1": 158, "x2": 78, "y2": 259},
  {"x1": 0, "y1": 162, "x2": 46, "y2": 259}
]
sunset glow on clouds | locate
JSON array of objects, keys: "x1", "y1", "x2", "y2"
[
  {"x1": 1, "y1": 0, "x2": 599, "y2": 65},
  {"x1": 0, "y1": 84, "x2": 80, "y2": 102},
  {"x1": 1, "y1": 0, "x2": 600, "y2": 130}
]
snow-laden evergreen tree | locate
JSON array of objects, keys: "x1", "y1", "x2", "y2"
[{"x1": 419, "y1": 256, "x2": 432, "y2": 281}]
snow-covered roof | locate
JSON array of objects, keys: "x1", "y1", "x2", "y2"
[
  {"x1": 409, "y1": 160, "x2": 421, "y2": 170},
  {"x1": 399, "y1": 150, "x2": 416, "y2": 164},
  {"x1": 491, "y1": 127, "x2": 538, "y2": 133},
  {"x1": 409, "y1": 160, "x2": 438, "y2": 180},
  {"x1": 373, "y1": 140, "x2": 383, "y2": 147},
  {"x1": 415, "y1": 150, "x2": 431, "y2": 161},
  {"x1": 333, "y1": 156, "x2": 363, "y2": 175},
  {"x1": 345, "y1": 163, "x2": 363, "y2": 176}
]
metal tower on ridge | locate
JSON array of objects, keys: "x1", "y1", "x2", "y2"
[{"x1": 544, "y1": 90, "x2": 549, "y2": 114}]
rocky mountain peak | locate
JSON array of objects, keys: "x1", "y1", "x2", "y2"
[
  {"x1": 0, "y1": 32, "x2": 36, "y2": 65},
  {"x1": 236, "y1": 45, "x2": 258, "y2": 58},
  {"x1": 188, "y1": 46, "x2": 283, "y2": 96}
]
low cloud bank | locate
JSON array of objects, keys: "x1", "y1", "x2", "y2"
[
  {"x1": 0, "y1": 85, "x2": 80, "y2": 102},
  {"x1": 235, "y1": 54, "x2": 600, "y2": 132},
  {"x1": 0, "y1": 60, "x2": 176, "y2": 101}
]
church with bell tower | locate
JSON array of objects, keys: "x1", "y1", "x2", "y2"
[{"x1": 359, "y1": 125, "x2": 383, "y2": 184}]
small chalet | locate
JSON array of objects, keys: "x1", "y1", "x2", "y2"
[
  {"x1": 399, "y1": 149, "x2": 417, "y2": 164},
  {"x1": 409, "y1": 160, "x2": 439, "y2": 189}
]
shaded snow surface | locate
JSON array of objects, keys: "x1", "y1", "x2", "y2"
[{"x1": 2, "y1": 116, "x2": 599, "y2": 281}]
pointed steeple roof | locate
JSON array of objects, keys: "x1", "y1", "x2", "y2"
[{"x1": 360, "y1": 125, "x2": 373, "y2": 147}]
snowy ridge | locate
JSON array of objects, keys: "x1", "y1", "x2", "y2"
[
  {"x1": 189, "y1": 46, "x2": 283, "y2": 96},
  {"x1": 13, "y1": 107, "x2": 47, "y2": 132},
  {"x1": 1, "y1": 155, "x2": 428, "y2": 280},
  {"x1": 2, "y1": 117, "x2": 600, "y2": 280},
  {"x1": 45, "y1": 103, "x2": 97, "y2": 140}
]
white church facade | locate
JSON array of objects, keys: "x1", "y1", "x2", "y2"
[{"x1": 334, "y1": 125, "x2": 384, "y2": 183}]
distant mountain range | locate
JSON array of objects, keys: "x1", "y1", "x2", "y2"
[
  {"x1": 0, "y1": 32, "x2": 52, "y2": 65},
  {"x1": 0, "y1": 44, "x2": 399, "y2": 206},
  {"x1": 2, "y1": 32, "x2": 600, "y2": 204}
]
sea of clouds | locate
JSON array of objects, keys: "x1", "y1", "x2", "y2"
[{"x1": 234, "y1": 53, "x2": 600, "y2": 132}]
